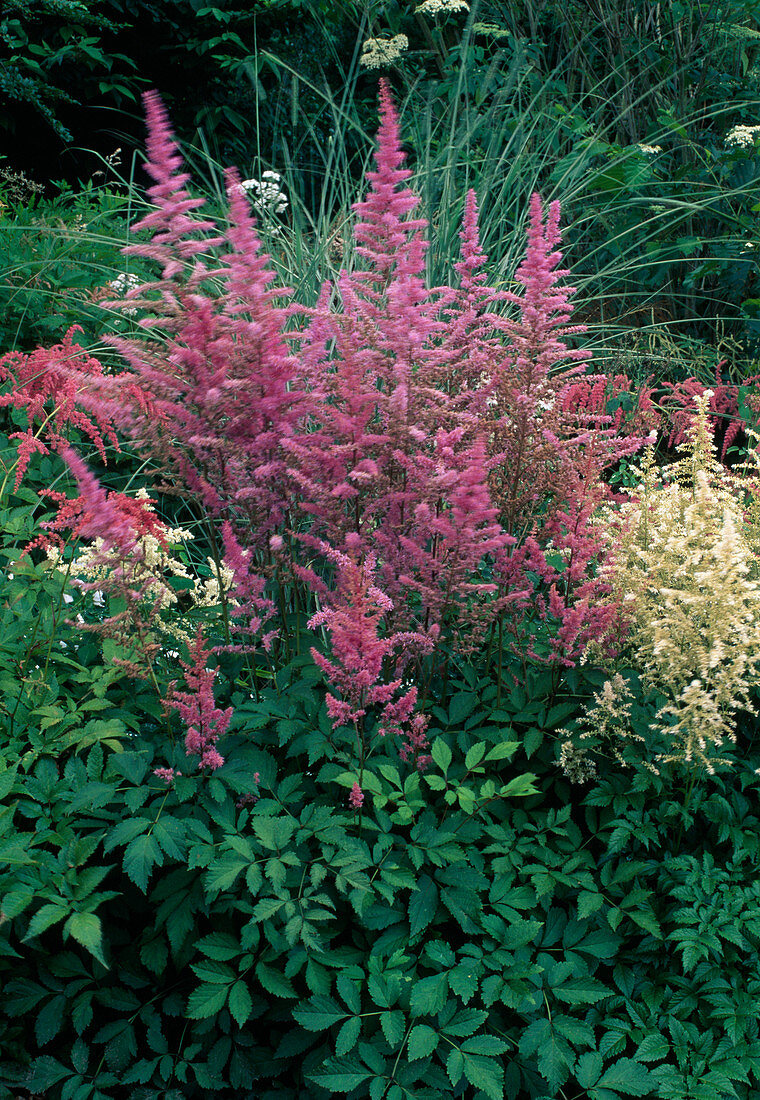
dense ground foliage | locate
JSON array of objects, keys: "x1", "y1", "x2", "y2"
[{"x1": 3, "y1": 15, "x2": 760, "y2": 1100}]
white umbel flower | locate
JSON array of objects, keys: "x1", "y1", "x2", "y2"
[{"x1": 360, "y1": 35, "x2": 409, "y2": 68}]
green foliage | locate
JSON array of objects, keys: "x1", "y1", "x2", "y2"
[
  {"x1": 0, "y1": 179, "x2": 145, "y2": 353},
  {"x1": 0, "y1": 0, "x2": 137, "y2": 142},
  {"x1": 4, "y1": 483, "x2": 760, "y2": 1100}
]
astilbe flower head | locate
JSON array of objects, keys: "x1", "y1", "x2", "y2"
[
  {"x1": 304, "y1": 537, "x2": 433, "y2": 764},
  {"x1": 75, "y1": 91, "x2": 301, "y2": 548},
  {"x1": 662, "y1": 361, "x2": 760, "y2": 461},
  {"x1": 348, "y1": 782, "x2": 364, "y2": 809},
  {"x1": 218, "y1": 521, "x2": 278, "y2": 654},
  {"x1": 164, "y1": 626, "x2": 232, "y2": 770},
  {"x1": 0, "y1": 327, "x2": 120, "y2": 490},
  {"x1": 592, "y1": 395, "x2": 760, "y2": 773},
  {"x1": 289, "y1": 85, "x2": 504, "y2": 652},
  {"x1": 128, "y1": 90, "x2": 225, "y2": 276}
]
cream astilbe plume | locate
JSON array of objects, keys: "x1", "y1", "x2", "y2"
[{"x1": 593, "y1": 392, "x2": 760, "y2": 774}]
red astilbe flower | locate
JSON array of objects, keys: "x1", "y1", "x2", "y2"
[
  {"x1": 662, "y1": 361, "x2": 760, "y2": 460},
  {"x1": 29, "y1": 448, "x2": 173, "y2": 676},
  {"x1": 164, "y1": 626, "x2": 232, "y2": 771},
  {"x1": 0, "y1": 327, "x2": 120, "y2": 489},
  {"x1": 304, "y1": 536, "x2": 433, "y2": 767},
  {"x1": 27, "y1": 446, "x2": 168, "y2": 559},
  {"x1": 560, "y1": 373, "x2": 661, "y2": 440}
]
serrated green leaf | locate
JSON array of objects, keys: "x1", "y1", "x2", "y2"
[
  {"x1": 25, "y1": 903, "x2": 69, "y2": 939},
  {"x1": 627, "y1": 906, "x2": 662, "y2": 938},
  {"x1": 463, "y1": 1053, "x2": 504, "y2": 1100},
  {"x1": 307, "y1": 1056, "x2": 373, "y2": 1092},
  {"x1": 553, "y1": 976, "x2": 609, "y2": 1005},
  {"x1": 461, "y1": 1035, "x2": 509, "y2": 1056},
  {"x1": 186, "y1": 983, "x2": 228, "y2": 1019},
  {"x1": 447, "y1": 1048, "x2": 464, "y2": 1088},
  {"x1": 449, "y1": 963, "x2": 479, "y2": 1003},
  {"x1": 408, "y1": 1024, "x2": 438, "y2": 1060},
  {"x1": 335, "y1": 1016, "x2": 361, "y2": 1056},
  {"x1": 408, "y1": 874, "x2": 438, "y2": 939},
  {"x1": 443, "y1": 1009, "x2": 489, "y2": 1037},
  {"x1": 381, "y1": 1010, "x2": 404, "y2": 1045},
  {"x1": 35, "y1": 995, "x2": 66, "y2": 1045},
  {"x1": 152, "y1": 817, "x2": 186, "y2": 860},
  {"x1": 537, "y1": 1032, "x2": 574, "y2": 1091},
  {"x1": 595, "y1": 1058, "x2": 652, "y2": 1096},
  {"x1": 499, "y1": 774, "x2": 537, "y2": 798},
  {"x1": 576, "y1": 1051, "x2": 603, "y2": 1088},
  {"x1": 485, "y1": 741, "x2": 519, "y2": 762},
  {"x1": 228, "y1": 980, "x2": 253, "y2": 1027},
  {"x1": 123, "y1": 833, "x2": 163, "y2": 892},
  {"x1": 256, "y1": 962, "x2": 297, "y2": 999},
  {"x1": 465, "y1": 742, "x2": 487, "y2": 770},
  {"x1": 0, "y1": 766, "x2": 18, "y2": 800},
  {"x1": 425, "y1": 774, "x2": 447, "y2": 790},
  {"x1": 410, "y1": 972, "x2": 448, "y2": 1017},
  {"x1": 204, "y1": 855, "x2": 247, "y2": 896},
  {"x1": 190, "y1": 960, "x2": 236, "y2": 984},
  {"x1": 196, "y1": 932, "x2": 240, "y2": 961},
  {"x1": 64, "y1": 912, "x2": 106, "y2": 966},
  {"x1": 251, "y1": 897, "x2": 285, "y2": 921},
  {"x1": 292, "y1": 995, "x2": 347, "y2": 1031},
  {"x1": 578, "y1": 890, "x2": 605, "y2": 919},
  {"x1": 523, "y1": 727, "x2": 544, "y2": 758},
  {"x1": 449, "y1": 693, "x2": 478, "y2": 725},
  {"x1": 431, "y1": 740, "x2": 452, "y2": 774},
  {"x1": 337, "y1": 974, "x2": 361, "y2": 1015},
  {"x1": 2, "y1": 887, "x2": 34, "y2": 920},
  {"x1": 636, "y1": 1033, "x2": 669, "y2": 1062}
]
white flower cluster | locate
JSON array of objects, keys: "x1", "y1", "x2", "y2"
[
  {"x1": 239, "y1": 171, "x2": 288, "y2": 216},
  {"x1": 637, "y1": 143, "x2": 662, "y2": 155},
  {"x1": 47, "y1": 500, "x2": 235, "y2": 650},
  {"x1": 109, "y1": 272, "x2": 140, "y2": 294},
  {"x1": 108, "y1": 272, "x2": 140, "y2": 316},
  {"x1": 360, "y1": 35, "x2": 409, "y2": 68},
  {"x1": 726, "y1": 124, "x2": 760, "y2": 148},
  {"x1": 416, "y1": 0, "x2": 470, "y2": 13}
]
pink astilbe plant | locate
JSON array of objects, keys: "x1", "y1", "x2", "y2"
[
  {"x1": 0, "y1": 327, "x2": 120, "y2": 490},
  {"x1": 288, "y1": 80, "x2": 508, "y2": 653},
  {"x1": 218, "y1": 520, "x2": 278, "y2": 654},
  {"x1": 164, "y1": 626, "x2": 232, "y2": 770},
  {"x1": 77, "y1": 91, "x2": 301, "y2": 546},
  {"x1": 304, "y1": 536, "x2": 433, "y2": 769}
]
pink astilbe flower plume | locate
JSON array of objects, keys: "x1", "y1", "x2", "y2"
[
  {"x1": 435, "y1": 189, "x2": 510, "y2": 405},
  {"x1": 0, "y1": 327, "x2": 120, "y2": 490},
  {"x1": 58, "y1": 447, "x2": 141, "y2": 556},
  {"x1": 219, "y1": 521, "x2": 278, "y2": 654},
  {"x1": 305, "y1": 538, "x2": 433, "y2": 766},
  {"x1": 289, "y1": 82, "x2": 500, "y2": 651},
  {"x1": 165, "y1": 626, "x2": 232, "y2": 771},
  {"x1": 352, "y1": 78, "x2": 429, "y2": 283},
  {"x1": 70, "y1": 91, "x2": 303, "y2": 549},
  {"x1": 127, "y1": 90, "x2": 224, "y2": 276}
]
